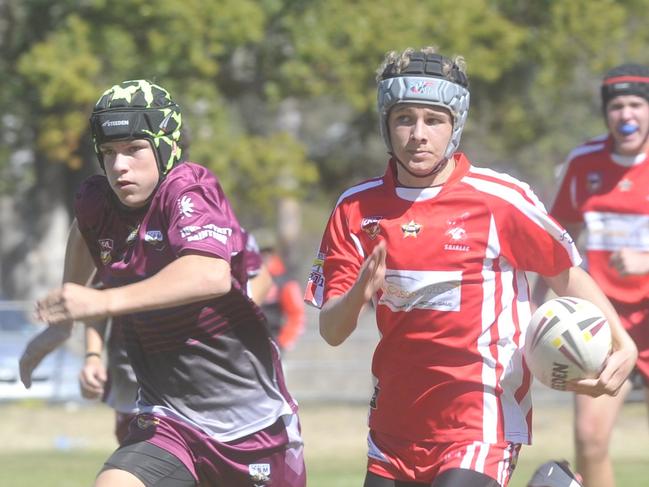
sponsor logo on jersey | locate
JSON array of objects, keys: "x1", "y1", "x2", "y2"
[
  {"x1": 586, "y1": 171, "x2": 602, "y2": 193},
  {"x1": 180, "y1": 223, "x2": 232, "y2": 243},
  {"x1": 144, "y1": 230, "x2": 165, "y2": 251},
  {"x1": 178, "y1": 195, "x2": 195, "y2": 218},
  {"x1": 136, "y1": 414, "x2": 160, "y2": 430},
  {"x1": 248, "y1": 463, "x2": 271, "y2": 484},
  {"x1": 98, "y1": 238, "x2": 114, "y2": 265},
  {"x1": 125, "y1": 224, "x2": 140, "y2": 246},
  {"x1": 380, "y1": 269, "x2": 462, "y2": 312},
  {"x1": 361, "y1": 216, "x2": 382, "y2": 239},
  {"x1": 401, "y1": 220, "x2": 422, "y2": 238}
]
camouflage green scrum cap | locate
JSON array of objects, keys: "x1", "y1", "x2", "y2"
[{"x1": 89, "y1": 79, "x2": 183, "y2": 175}]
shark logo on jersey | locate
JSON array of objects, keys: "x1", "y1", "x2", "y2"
[
  {"x1": 586, "y1": 171, "x2": 602, "y2": 193},
  {"x1": 444, "y1": 213, "x2": 470, "y2": 251},
  {"x1": 401, "y1": 220, "x2": 422, "y2": 238},
  {"x1": 248, "y1": 463, "x2": 271, "y2": 485},
  {"x1": 178, "y1": 195, "x2": 195, "y2": 218},
  {"x1": 144, "y1": 230, "x2": 165, "y2": 251},
  {"x1": 98, "y1": 239, "x2": 114, "y2": 265},
  {"x1": 361, "y1": 216, "x2": 383, "y2": 239}
]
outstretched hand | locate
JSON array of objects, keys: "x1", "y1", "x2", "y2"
[
  {"x1": 36, "y1": 283, "x2": 108, "y2": 325},
  {"x1": 19, "y1": 322, "x2": 73, "y2": 388},
  {"x1": 355, "y1": 240, "x2": 387, "y2": 302},
  {"x1": 567, "y1": 345, "x2": 637, "y2": 397}
]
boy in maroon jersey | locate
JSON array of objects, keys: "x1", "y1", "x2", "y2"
[
  {"x1": 20, "y1": 79, "x2": 305, "y2": 487},
  {"x1": 534, "y1": 63, "x2": 649, "y2": 487},
  {"x1": 306, "y1": 47, "x2": 637, "y2": 487}
]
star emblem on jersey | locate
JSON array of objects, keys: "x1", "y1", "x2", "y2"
[
  {"x1": 361, "y1": 216, "x2": 382, "y2": 239},
  {"x1": 178, "y1": 195, "x2": 195, "y2": 218},
  {"x1": 617, "y1": 178, "x2": 633, "y2": 192},
  {"x1": 401, "y1": 220, "x2": 422, "y2": 238}
]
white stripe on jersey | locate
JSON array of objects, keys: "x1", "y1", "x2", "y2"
[
  {"x1": 335, "y1": 178, "x2": 384, "y2": 207},
  {"x1": 475, "y1": 441, "x2": 489, "y2": 472},
  {"x1": 460, "y1": 441, "x2": 478, "y2": 469},
  {"x1": 496, "y1": 443, "x2": 514, "y2": 486},
  {"x1": 350, "y1": 232, "x2": 365, "y2": 258},
  {"x1": 469, "y1": 166, "x2": 548, "y2": 211},
  {"x1": 479, "y1": 215, "x2": 500, "y2": 444},
  {"x1": 463, "y1": 174, "x2": 581, "y2": 267},
  {"x1": 497, "y1": 263, "x2": 531, "y2": 443}
]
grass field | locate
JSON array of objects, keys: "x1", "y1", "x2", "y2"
[{"x1": 0, "y1": 399, "x2": 647, "y2": 486}]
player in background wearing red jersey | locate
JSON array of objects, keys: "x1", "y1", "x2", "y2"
[
  {"x1": 305, "y1": 47, "x2": 637, "y2": 487},
  {"x1": 532, "y1": 63, "x2": 649, "y2": 487},
  {"x1": 19, "y1": 79, "x2": 305, "y2": 487}
]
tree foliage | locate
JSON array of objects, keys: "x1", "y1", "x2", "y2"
[{"x1": 4, "y1": 0, "x2": 649, "y2": 294}]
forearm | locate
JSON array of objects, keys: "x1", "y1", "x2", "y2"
[
  {"x1": 319, "y1": 286, "x2": 367, "y2": 346},
  {"x1": 64, "y1": 219, "x2": 96, "y2": 286},
  {"x1": 104, "y1": 254, "x2": 232, "y2": 316},
  {"x1": 84, "y1": 320, "x2": 107, "y2": 356}
]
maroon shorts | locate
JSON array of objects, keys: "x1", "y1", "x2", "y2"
[{"x1": 121, "y1": 412, "x2": 306, "y2": 486}]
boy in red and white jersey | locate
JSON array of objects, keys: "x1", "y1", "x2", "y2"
[
  {"x1": 306, "y1": 47, "x2": 637, "y2": 487},
  {"x1": 537, "y1": 63, "x2": 649, "y2": 487}
]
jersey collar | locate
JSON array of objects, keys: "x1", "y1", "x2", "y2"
[{"x1": 384, "y1": 153, "x2": 471, "y2": 201}]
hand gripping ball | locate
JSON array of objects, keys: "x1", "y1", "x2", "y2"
[{"x1": 524, "y1": 297, "x2": 612, "y2": 391}]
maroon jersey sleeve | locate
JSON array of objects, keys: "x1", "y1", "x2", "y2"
[{"x1": 162, "y1": 167, "x2": 242, "y2": 262}]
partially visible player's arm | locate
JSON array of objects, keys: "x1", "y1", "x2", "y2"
[
  {"x1": 544, "y1": 265, "x2": 637, "y2": 397},
  {"x1": 248, "y1": 264, "x2": 273, "y2": 306},
  {"x1": 320, "y1": 242, "x2": 386, "y2": 346},
  {"x1": 20, "y1": 219, "x2": 96, "y2": 387},
  {"x1": 79, "y1": 318, "x2": 108, "y2": 399},
  {"x1": 37, "y1": 253, "x2": 231, "y2": 324},
  {"x1": 277, "y1": 281, "x2": 306, "y2": 350}
]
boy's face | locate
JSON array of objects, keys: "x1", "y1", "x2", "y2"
[
  {"x1": 606, "y1": 94, "x2": 649, "y2": 156},
  {"x1": 99, "y1": 139, "x2": 159, "y2": 208},
  {"x1": 388, "y1": 104, "x2": 453, "y2": 186}
]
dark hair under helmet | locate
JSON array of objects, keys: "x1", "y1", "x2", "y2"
[
  {"x1": 601, "y1": 63, "x2": 649, "y2": 109},
  {"x1": 89, "y1": 80, "x2": 183, "y2": 175}
]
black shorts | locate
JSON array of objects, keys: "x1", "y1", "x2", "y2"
[{"x1": 101, "y1": 441, "x2": 196, "y2": 487}]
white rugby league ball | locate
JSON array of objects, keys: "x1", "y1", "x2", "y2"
[{"x1": 524, "y1": 297, "x2": 612, "y2": 391}]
